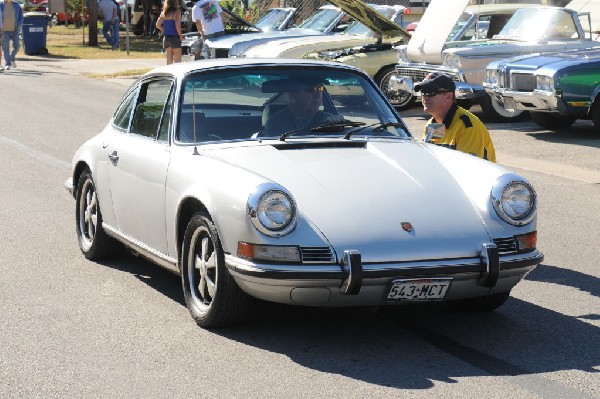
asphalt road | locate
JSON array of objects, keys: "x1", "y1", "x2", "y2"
[{"x1": 0, "y1": 59, "x2": 598, "y2": 398}]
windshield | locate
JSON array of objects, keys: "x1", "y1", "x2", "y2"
[
  {"x1": 298, "y1": 8, "x2": 343, "y2": 32},
  {"x1": 254, "y1": 9, "x2": 293, "y2": 32},
  {"x1": 177, "y1": 67, "x2": 408, "y2": 143},
  {"x1": 446, "y1": 12, "x2": 474, "y2": 41},
  {"x1": 494, "y1": 8, "x2": 579, "y2": 41}
]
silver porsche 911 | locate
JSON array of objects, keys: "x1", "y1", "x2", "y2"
[{"x1": 66, "y1": 59, "x2": 543, "y2": 328}]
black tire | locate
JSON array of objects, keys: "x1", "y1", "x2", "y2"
[
  {"x1": 446, "y1": 291, "x2": 511, "y2": 312},
  {"x1": 591, "y1": 101, "x2": 600, "y2": 131},
  {"x1": 75, "y1": 169, "x2": 122, "y2": 260},
  {"x1": 530, "y1": 111, "x2": 576, "y2": 130},
  {"x1": 479, "y1": 93, "x2": 528, "y2": 123},
  {"x1": 375, "y1": 66, "x2": 415, "y2": 110},
  {"x1": 181, "y1": 212, "x2": 253, "y2": 328}
]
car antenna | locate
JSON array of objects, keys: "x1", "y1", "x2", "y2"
[{"x1": 192, "y1": 82, "x2": 199, "y2": 155}]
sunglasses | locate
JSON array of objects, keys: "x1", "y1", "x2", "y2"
[
  {"x1": 421, "y1": 90, "x2": 452, "y2": 97},
  {"x1": 301, "y1": 85, "x2": 324, "y2": 94}
]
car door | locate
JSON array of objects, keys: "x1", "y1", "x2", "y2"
[{"x1": 106, "y1": 76, "x2": 174, "y2": 255}]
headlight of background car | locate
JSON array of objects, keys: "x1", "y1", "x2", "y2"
[
  {"x1": 443, "y1": 53, "x2": 462, "y2": 69},
  {"x1": 491, "y1": 174, "x2": 537, "y2": 226},
  {"x1": 485, "y1": 69, "x2": 498, "y2": 86},
  {"x1": 536, "y1": 74, "x2": 554, "y2": 92},
  {"x1": 248, "y1": 187, "x2": 297, "y2": 237},
  {"x1": 396, "y1": 45, "x2": 409, "y2": 63}
]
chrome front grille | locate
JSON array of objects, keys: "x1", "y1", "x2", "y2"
[
  {"x1": 301, "y1": 247, "x2": 335, "y2": 263},
  {"x1": 493, "y1": 237, "x2": 518, "y2": 254},
  {"x1": 395, "y1": 67, "x2": 460, "y2": 82},
  {"x1": 511, "y1": 73, "x2": 536, "y2": 91}
]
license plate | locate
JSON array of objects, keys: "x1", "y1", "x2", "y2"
[
  {"x1": 503, "y1": 97, "x2": 518, "y2": 111},
  {"x1": 386, "y1": 278, "x2": 452, "y2": 301}
]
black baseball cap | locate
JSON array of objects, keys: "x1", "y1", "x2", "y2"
[{"x1": 414, "y1": 72, "x2": 456, "y2": 93}]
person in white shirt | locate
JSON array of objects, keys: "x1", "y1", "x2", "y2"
[{"x1": 191, "y1": 0, "x2": 225, "y2": 59}]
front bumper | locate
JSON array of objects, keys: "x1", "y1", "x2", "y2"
[
  {"x1": 484, "y1": 85, "x2": 559, "y2": 112},
  {"x1": 225, "y1": 247, "x2": 544, "y2": 306},
  {"x1": 389, "y1": 64, "x2": 485, "y2": 100}
]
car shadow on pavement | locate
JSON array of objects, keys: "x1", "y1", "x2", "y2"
[
  {"x1": 98, "y1": 254, "x2": 599, "y2": 392},
  {"x1": 525, "y1": 124, "x2": 600, "y2": 147}
]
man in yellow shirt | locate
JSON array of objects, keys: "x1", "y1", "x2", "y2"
[{"x1": 414, "y1": 72, "x2": 496, "y2": 163}]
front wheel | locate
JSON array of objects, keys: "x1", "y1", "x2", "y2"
[
  {"x1": 530, "y1": 111, "x2": 576, "y2": 130},
  {"x1": 75, "y1": 169, "x2": 122, "y2": 260},
  {"x1": 181, "y1": 212, "x2": 253, "y2": 328},
  {"x1": 480, "y1": 94, "x2": 528, "y2": 123},
  {"x1": 446, "y1": 291, "x2": 511, "y2": 312},
  {"x1": 375, "y1": 66, "x2": 415, "y2": 110}
]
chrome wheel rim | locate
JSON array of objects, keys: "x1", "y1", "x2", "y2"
[
  {"x1": 187, "y1": 225, "x2": 217, "y2": 307},
  {"x1": 380, "y1": 70, "x2": 413, "y2": 107},
  {"x1": 78, "y1": 179, "x2": 97, "y2": 250}
]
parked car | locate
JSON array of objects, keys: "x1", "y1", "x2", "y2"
[
  {"x1": 484, "y1": 48, "x2": 600, "y2": 131},
  {"x1": 230, "y1": 2, "x2": 410, "y2": 58},
  {"x1": 388, "y1": 0, "x2": 599, "y2": 122},
  {"x1": 184, "y1": 4, "x2": 352, "y2": 60},
  {"x1": 232, "y1": 3, "x2": 411, "y2": 108},
  {"x1": 322, "y1": 1, "x2": 537, "y2": 110},
  {"x1": 65, "y1": 58, "x2": 543, "y2": 328}
]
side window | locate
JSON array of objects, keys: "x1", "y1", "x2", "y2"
[
  {"x1": 158, "y1": 90, "x2": 173, "y2": 142},
  {"x1": 130, "y1": 78, "x2": 173, "y2": 139},
  {"x1": 113, "y1": 88, "x2": 138, "y2": 130}
]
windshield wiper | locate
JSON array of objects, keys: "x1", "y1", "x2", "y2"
[
  {"x1": 279, "y1": 120, "x2": 365, "y2": 141},
  {"x1": 343, "y1": 122, "x2": 407, "y2": 140}
]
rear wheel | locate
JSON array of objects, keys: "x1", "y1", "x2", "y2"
[
  {"x1": 181, "y1": 212, "x2": 253, "y2": 328},
  {"x1": 530, "y1": 111, "x2": 576, "y2": 130},
  {"x1": 446, "y1": 291, "x2": 511, "y2": 311},
  {"x1": 375, "y1": 66, "x2": 415, "y2": 110},
  {"x1": 75, "y1": 169, "x2": 122, "y2": 260},
  {"x1": 480, "y1": 94, "x2": 527, "y2": 123}
]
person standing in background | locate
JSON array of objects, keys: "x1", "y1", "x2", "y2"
[
  {"x1": 155, "y1": 0, "x2": 183, "y2": 64},
  {"x1": 110, "y1": 0, "x2": 121, "y2": 50},
  {"x1": 0, "y1": 6, "x2": 4, "y2": 71},
  {"x1": 97, "y1": 0, "x2": 118, "y2": 49},
  {"x1": 191, "y1": 0, "x2": 224, "y2": 59},
  {"x1": 0, "y1": 0, "x2": 24, "y2": 70}
]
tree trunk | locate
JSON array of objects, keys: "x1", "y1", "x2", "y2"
[{"x1": 88, "y1": 0, "x2": 99, "y2": 46}]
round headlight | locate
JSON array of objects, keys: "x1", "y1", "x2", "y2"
[
  {"x1": 396, "y1": 46, "x2": 409, "y2": 63},
  {"x1": 491, "y1": 175, "x2": 536, "y2": 226},
  {"x1": 443, "y1": 53, "x2": 461, "y2": 69},
  {"x1": 248, "y1": 187, "x2": 297, "y2": 237}
]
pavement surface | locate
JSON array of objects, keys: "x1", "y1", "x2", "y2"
[{"x1": 5, "y1": 54, "x2": 167, "y2": 85}]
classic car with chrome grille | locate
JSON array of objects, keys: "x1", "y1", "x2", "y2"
[
  {"x1": 65, "y1": 59, "x2": 543, "y2": 328},
  {"x1": 484, "y1": 48, "x2": 600, "y2": 131},
  {"x1": 388, "y1": 0, "x2": 598, "y2": 122}
]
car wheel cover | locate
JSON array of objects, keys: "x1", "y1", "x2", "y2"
[
  {"x1": 78, "y1": 178, "x2": 97, "y2": 251},
  {"x1": 491, "y1": 96, "x2": 523, "y2": 118},
  {"x1": 187, "y1": 225, "x2": 217, "y2": 307},
  {"x1": 380, "y1": 70, "x2": 412, "y2": 107}
]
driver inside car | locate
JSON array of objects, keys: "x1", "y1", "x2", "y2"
[{"x1": 264, "y1": 77, "x2": 345, "y2": 135}]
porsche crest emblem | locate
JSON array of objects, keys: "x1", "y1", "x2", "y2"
[{"x1": 401, "y1": 222, "x2": 413, "y2": 232}]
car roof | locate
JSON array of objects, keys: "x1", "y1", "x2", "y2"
[{"x1": 145, "y1": 58, "x2": 364, "y2": 78}]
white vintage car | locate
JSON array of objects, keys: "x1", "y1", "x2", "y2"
[
  {"x1": 389, "y1": 0, "x2": 599, "y2": 121},
  {"x1": 66, "y1": 59, "x2": 543, "y2": 328}
]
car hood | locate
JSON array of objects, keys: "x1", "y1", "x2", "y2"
[
  {"x1": 502, "y1": 48, "x2": 600, "y2": 69},
  {"x1": 407, "y1": 0, "x2": 471, "y2": 63},
  {"x1": 242, "y1": 33, "x2": 372, "y2": 58},
  {"x1": 328, "y1": 0, "x2": 409, "y2": 39},
  {"x1": 208, "y1": 140, "x2": 493, "y2": 261},
  {"x1": 222, "y1": 7, "x2": 258, "y2": 30}
]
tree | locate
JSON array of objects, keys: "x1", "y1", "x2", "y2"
[{"x1": 88, "y1": 0, "x2": 99, "y2": 46}]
